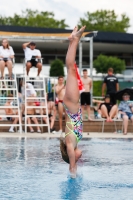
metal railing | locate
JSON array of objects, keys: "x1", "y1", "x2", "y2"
[{"x1": 0, "y1": 74, "x2": 22, "y2": 132}]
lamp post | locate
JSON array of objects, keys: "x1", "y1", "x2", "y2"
[
  {"x1": 79, "y1": 41, "x2": 82, "y2": 75},
  {"x1": 89, "y1": 36, "x2": 93, "y2": 106},
  {"x1": 78, "y1": 31, "x2": 98, "y2": 105},
  {"x1": 90, "y1": 31, "x2": 98, "y2": 105},
  {"x1": 78, "y1": 31, "x2": 98, "y2": 75}
]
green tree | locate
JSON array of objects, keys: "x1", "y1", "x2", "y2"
[
  {"x1": 93, "y1": 54, "x2": 125, "y2": 74},
  {"x1": 0, "y1": 9, "x2": 68, "y2": 29},
  {"x1": 78, "y1": 10, "x2": 130, "y2": 32},
  {"x1": 93, "y1": 81, "x2": 103, "y2": 96},
  {"x1": 49, "y1": 59, "x2": 64, "y2": 77}
]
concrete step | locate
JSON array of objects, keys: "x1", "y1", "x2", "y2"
[{"x1": 0, "y1": 120, "x2": 132, "y2": 133}]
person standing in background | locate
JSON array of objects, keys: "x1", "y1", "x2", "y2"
[
  {"x1": 55, "y1": 76, "x2": 65, "y2": 134},
  {"x1": 81, "y1": 69, "x2": 92, "y2": 121},
  {"x1": 102, "y1": 68, "x2": 119, "y2": 105}
]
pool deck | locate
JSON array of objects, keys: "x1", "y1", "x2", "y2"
[{"x1": 0, "y1": 132, "x2": 133, "y2": 138}]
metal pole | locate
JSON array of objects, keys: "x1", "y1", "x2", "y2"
[
  {"x1": 90, "y1": 37, "x2": 93, "y2": 106},
  {"x1": 79, "y1": 41, "x2": 82, "y2": 75}
]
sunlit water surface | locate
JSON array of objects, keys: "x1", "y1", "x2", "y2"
[{"x1": 0, "y1": 138, "x2": 133, "y2": 200}]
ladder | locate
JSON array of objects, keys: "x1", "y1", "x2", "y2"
[
  {"x1": 24, "y1": 77, "x2": 50, "y2": 133},
  {"x1": 0, "y1": 74, "x2": 22, "y2": 133}
]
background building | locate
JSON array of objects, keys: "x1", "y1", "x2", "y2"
[{"x1": 0, "y1": 25, "x2": 133, "y2": 80}]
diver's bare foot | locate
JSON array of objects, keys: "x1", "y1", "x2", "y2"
[
  {"x1": 75, "y1": 26, "x2": 86, "y2": 38},
  {"x1": 68, "y1": 26, "x2": 86, "y2": 42},
  {"x1": 68, "y1": 26, "x2": 78, "y2": 41},
  {"x1": 88, "y1": 117, "x2": 93, "y2": 121}
]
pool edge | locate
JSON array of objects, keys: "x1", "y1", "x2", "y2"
[{"x1": 0, "y1": 132, "x2": 133, "y2": 139}]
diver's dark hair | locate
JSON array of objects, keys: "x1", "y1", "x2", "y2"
[{"x1": 60, "y1": 138, "x2": 69, "y2": 164}]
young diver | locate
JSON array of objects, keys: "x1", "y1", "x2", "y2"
[{"x1": 60, "y1": 26, "x2": 86, "y2": 178}]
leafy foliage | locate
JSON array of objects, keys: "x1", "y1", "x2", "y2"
[
  {"x1": 78, "y1": 10, "x2": 130, "y2": 32},
  {"x1": 93, "y1": 81, "x2": 133, "y2": 97},
  {"x1": 49, "y1": 59, "x2": 64, "y2": 77},
  {"x1": 93, "y1": 54, "x2": 125, "y2": 74},
  {"x1": 0, "y1": 9, "x2": 68, "y2": 28},
  {"x1": 93, "y1": 81, "x2": 103, "y2": 97}
]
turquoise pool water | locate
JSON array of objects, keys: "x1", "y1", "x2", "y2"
[{"x1": 0, "y1": 138, "x2": 133, "y2": 200}]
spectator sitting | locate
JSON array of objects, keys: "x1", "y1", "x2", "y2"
[
  {"x1": 95, "y1": 94, "x2": 118, "y2": 121},
  {"x1": 26, "y1": 100, "x2": 41, "y2": 133},
  {"x1": 22, "y1": 41, "x2": 42, "y2": 79},
  {"x1": 26, "y1": 82, "x2": 37, "y2": 97},
  {"x1": 4, "y1": 94, "x2": 19, "y2": 132},
  {"x1": 20, "y1": 81, "x2": 36, "y2": 98},
  {"x1": 0, "y1": 38, "x2": 15, "y2": 80},
  {"x1": 118, "y1": 93, "x2": 133, "y2": 135},
  {"x1": 129, "y1": 87, "x2": 133, "y2": 113},
  {"x1": 130, "y1": 105, "x2": 133, "y2": 113},
  {"x1": 92, "y1": 98, "x2": 104, "y2": 118}
]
